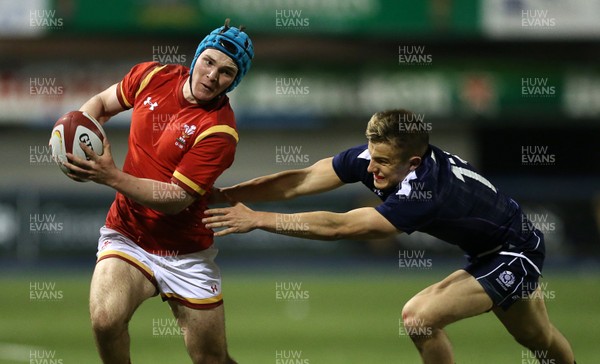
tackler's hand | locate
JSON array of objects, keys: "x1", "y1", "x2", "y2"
[{"x1": 203, "y1": 202, "x2": 258, "y2": 237}]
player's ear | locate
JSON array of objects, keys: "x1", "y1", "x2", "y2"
[{"x1": 408, "y1": 156, "x2": 422, "y2": 171}]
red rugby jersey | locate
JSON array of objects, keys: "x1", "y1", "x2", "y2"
[{"x1": 105, "y1": 62, "x2": 238, "y2": 255}]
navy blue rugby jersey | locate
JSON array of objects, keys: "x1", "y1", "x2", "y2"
[{"x1": 332, "y1": 144, "x2": 540, "y2": 256}]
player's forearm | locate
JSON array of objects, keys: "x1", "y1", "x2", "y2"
[
  {"x1": 255, "y1": 211, "x2": 349, "y2": 241},
  {"x1": 107, "y1": 170, "x2": 194, "y2": 214},
  {"x1": 221, "y1": 170, "x2": 307, "y2": 203}
]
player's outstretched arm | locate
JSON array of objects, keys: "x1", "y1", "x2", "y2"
[
  {"x1": 216, "y1": 157, "x2": 344, "y2": 203},
  {"x1": 203, "y1": 203, "x2": 399, "y2": 240},
  {"x1": 79, "y1": 83, "x2": 125, "y2": 125}
]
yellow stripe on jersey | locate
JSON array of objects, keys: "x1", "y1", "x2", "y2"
[
  {"x1": 161, "y1": 292, "x2": 223, "y2": 304},
  {"x1": 119, "y1": 81, "x2": 132, "y2": 109},
  {"x1": 97, "y1": 250, "x2": 154, "y2": 278},
  {"x1": 135, "y1": 65, "x2": 167, "y2": 99},
  {"x1": 173, "y1": 170, "x2": 207, "y2": 196},
  {"x1": 192, "y1": 125, "x2": 239, "y2": 147}
]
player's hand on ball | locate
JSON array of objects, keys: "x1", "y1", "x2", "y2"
[
  {"x1": 62, "y1": 138, "x2": 118, "y2": 185},
  {"x1": 203, "y1": 203, "x2": 257, "y2": 237}
]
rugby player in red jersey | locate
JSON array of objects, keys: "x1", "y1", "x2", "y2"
[
  {"x1": 204, "y1": 109, "x2": 576, "y2": 363},
  {"x1": 60, "y1": 20, "x2": 253, "y2": 364}
]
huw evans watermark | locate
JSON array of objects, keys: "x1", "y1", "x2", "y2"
[
  {"x1": 275, "y1": 9, "x2": 310, "y2": 29},
  {"x1": 30, "y1": 9, "x2": 63, "y2": 29},
  {"x1": 521, "y1": 145, "x2": 556, "y2": 166},
  {"x1": 275, "y1": 145, "x2": 310, "y2": 165},
  {"x1": 275, "y1": 214, "x2": 310, "y2": 234},
  {"x1": 399, "y1": 318, "x2": 433, "y2": 338},
  {"x1": 29, "y1": 349, "x2": 64, "y2": 364},
  {"x1": 30, "y1": 145, "x2": 54, "y2": 166},
  {"x1": 151, "y1": 181, "x2": 187, "y2": 201},
  {"x1": 521, "y1": 349, "x2": 556, "y2": 364},
  {"x1": 521, "y1": 77, "x2": 556, "y2": 98},
  {"x1": 30, "y1": 282, "x2": 63, "y2": 301},
  {"x1": 521, "y1": 9, "x2": 556, "y2": 29},
  {"x1": 152, "y1": 318, "x2": 185, "y2": 338},
  {"x1": 398, "y1": 250, "x2": 432, "y2": 269},
  {"x1": 275, "y1": 281, "x2": 310, "y2": 301},
  {"x1": 152, "y1": 45, "x2": 186, "y2": 65},
  {"x1": 398, "y1": 45, "x2": 432, "y2": 66},
  {"x1": 30, "y1": 214, "x2": 63, "y2": 233},
  {"x1": 398, "y1": 112, "x2": 432, "y2": 133},
  {"x1": 520, "y1": 281, "x2": 556, "y2": 301},
  {"x1": 30, "y1": 77, "x2": 63, "y2": 96},
  {"x1": 523, "y1": 213, "x2": 556, "y2": 234},
  {"x1": 275, "y1": 77, "x2": 310, "y2": 96},
  {"x1": 275, "y1": 349, "x2": 310, "y2": 364}
]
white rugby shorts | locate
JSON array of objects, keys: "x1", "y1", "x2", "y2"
[{"x1": 96, "y1": 226, "x2": 223, "y2": 309}]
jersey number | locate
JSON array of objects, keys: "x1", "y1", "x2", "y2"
[{"x1": 446, "y1": 153, "x2": 497, "y2": 193}]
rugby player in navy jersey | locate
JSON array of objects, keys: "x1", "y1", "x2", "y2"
[{"x1": 203, "y1": 109, "x2": 575, "y2": 363}]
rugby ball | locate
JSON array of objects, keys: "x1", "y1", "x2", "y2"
[{"x1": 49, "y1": 111, "x2": 106, "y2": 179}]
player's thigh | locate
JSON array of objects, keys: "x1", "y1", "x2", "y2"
[
  {"x1": 169, "y1": 301, "x2": 228, "y2": 354},
  {"x1": 90, "y1": 257, "x2": 157, "y2": 325},
  {"x1": 492, "y1": 286, "x2": 551, "y2": 342},
  {"x1": 403, "y1": 269, "x2": 493, "y2": 327}
]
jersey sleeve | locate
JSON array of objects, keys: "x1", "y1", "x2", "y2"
[
  {"x1": 332, "y1": 144, "x2": 369, "y2": 183},
  {"x1": 115, "y1": 61, "x2": 162, "y2": 110},
  {"x1": 171, "y1": 133, "x2": 237, "y2": 198},
  {"x1": 375, "y1": 187, "x2": 437, "y2": 234}
]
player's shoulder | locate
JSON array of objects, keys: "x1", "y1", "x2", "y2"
[
  {"x1": 332, "y1": 144, "x2": 370, "y2": 184},
  {"x1": 126, "y1": 61, "x2": 162, "y2": 77},
  {"x1": 155, "y1": 63, "x2": 188, "y2": 76},
  {"x1": 128, "y1": 61, "x2": 188, "y2": 80},
  {"x1": 190, "y1": 96, "x2": 236, "y2": 137},
  {"x1": 341, "y1": 144, "x2": 370, "y2": 160},
  {"x1": 333, "y1": 143, "x2": 370, "y2": 169}
]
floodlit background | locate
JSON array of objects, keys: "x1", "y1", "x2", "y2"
[{"x1": 0, "y1": 0, "x2": 599, "y2": 363}]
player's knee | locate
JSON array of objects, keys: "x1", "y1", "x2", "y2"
[
  {"x1": 90, "y1": 305, "x2": 127, "y2": 337},
  {"x1": 402, "y1": 300, "x2": 436, "y2": 341}
]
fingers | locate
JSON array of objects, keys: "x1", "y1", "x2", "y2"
[
  {"x1": 203, "y1": 215, "x2": 237, "y2": 236},
  {"x1": 64, "y1": 147, "x2": 95, "y2": 171},
  {"x1": 203, "y1": 208, "x2": 236, "y2": 234},
  {"x1": 62, "y1": 155, "x2": 92, "y2": 181},
  {"x1": 213, "y1": 227, "x2": 237, "y2": 237},
  {"x1": 202, "y1": 216, "x2": 227, "y2": 229},
  {"x1": 204, "y1": 208, "x2": 225, "y2": 216},
  {"x1": 203, "y1": 203, "x2": 252, "y2": 236},
  {"x1": 79, "y1": 141, "x2": 99, "y2": 161},
  {"x1": 102, "y1": 137, "x2": 112, "y2": 157}
]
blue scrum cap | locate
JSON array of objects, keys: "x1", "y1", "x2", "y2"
[{"x1": 189, "y1": 18, "x2": 254, "y2": 93}]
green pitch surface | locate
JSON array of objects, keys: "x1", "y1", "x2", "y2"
[{"x1": 1, "y1": 269, "x2": 598, "y2": 363}]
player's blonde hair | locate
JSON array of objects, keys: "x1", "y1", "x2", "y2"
[{"x1": 365, "y1": 109, "x2": 429, "y2": 161}]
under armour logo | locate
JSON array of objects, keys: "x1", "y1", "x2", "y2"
[
  {"x1": 210, "y1": 284, "x2": 218, "y2": 293},
  {"x1": 143, "y1": 96, "x2": 158, "y2": 111}
]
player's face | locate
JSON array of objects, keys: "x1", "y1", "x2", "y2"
[
  {"x1": 366, "y1": 142, "x2": 411, "y2": 190},
  {"x1": 191, "y1": 49, "x2": 238, "y2": 101}
]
